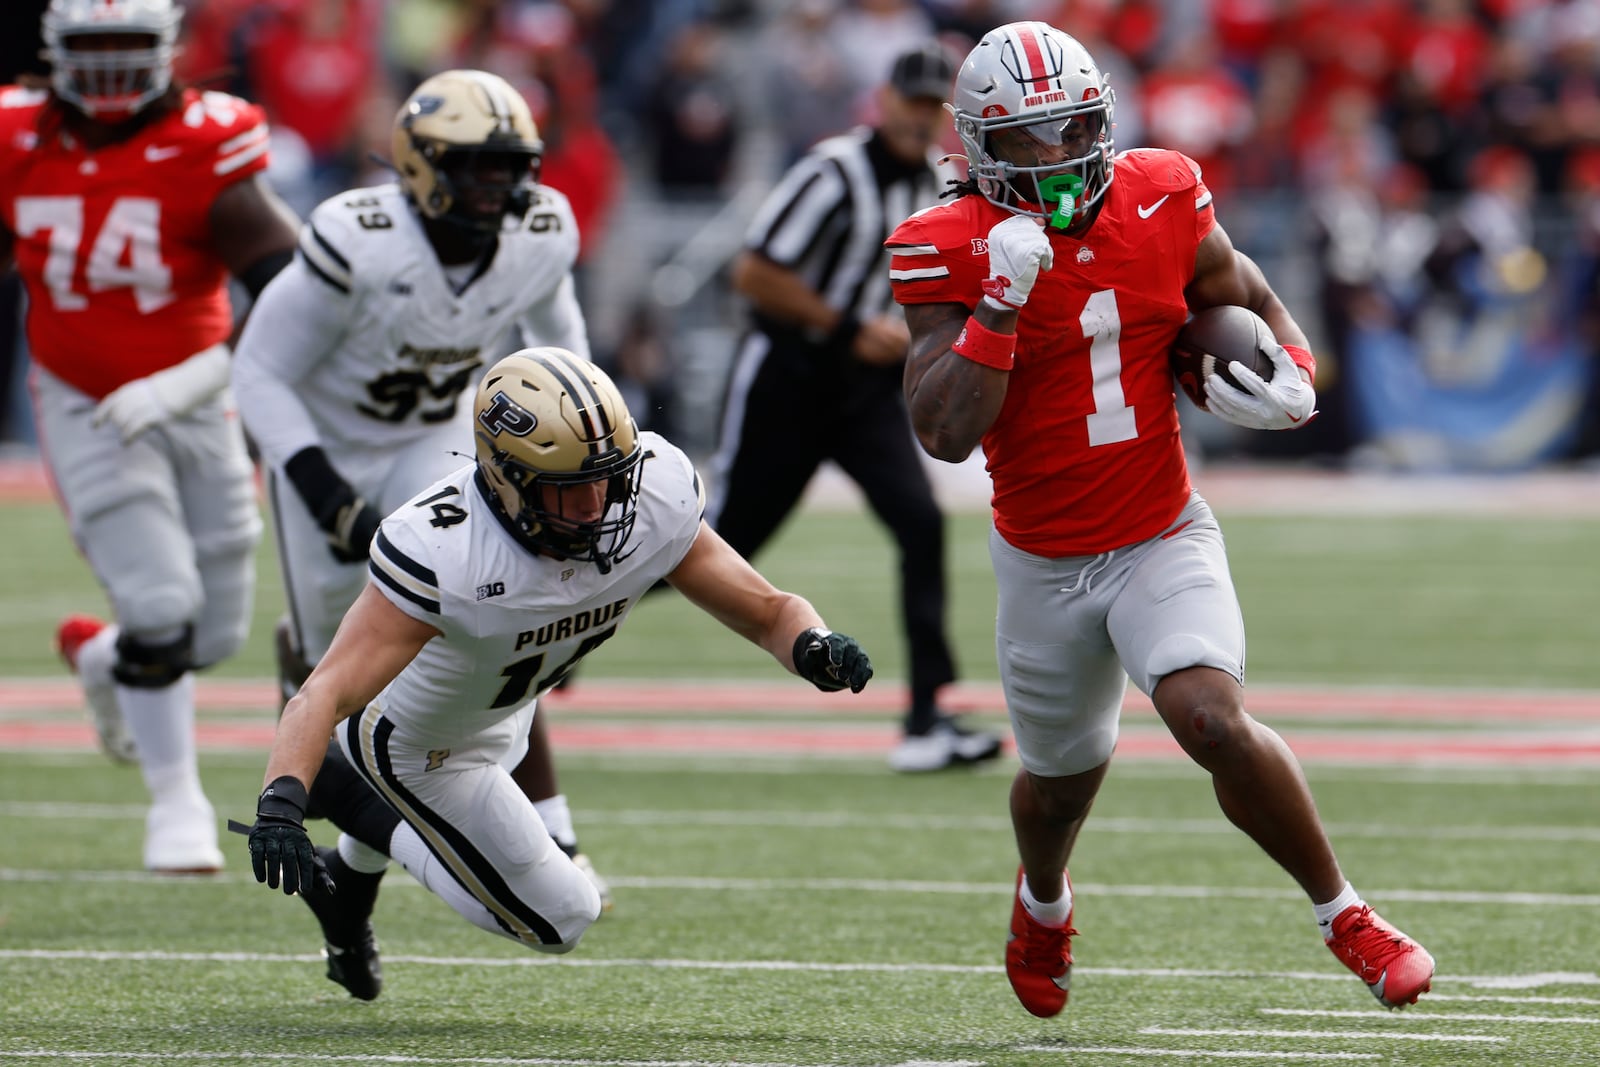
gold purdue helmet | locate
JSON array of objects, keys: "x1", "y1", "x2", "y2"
[
  {"x1": 392, "y1": 69, "x2": 543, "y2": 233},
  {"x1": 473, "y1": 348, "x2": 644, "y2": 573}
]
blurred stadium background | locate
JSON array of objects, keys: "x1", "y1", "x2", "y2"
[{"x1": 2, "y1": 0, "x2": 1600, "y2": 476}]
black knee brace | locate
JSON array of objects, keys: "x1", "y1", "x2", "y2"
[{"x1": 112, "y1": 625, "x2": 195, "y2": 689}]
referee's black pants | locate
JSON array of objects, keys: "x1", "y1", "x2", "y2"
[{"x1": 710, "y1": 330, "x2": 957, "y2": 724}]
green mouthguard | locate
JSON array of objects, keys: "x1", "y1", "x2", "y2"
[{"x1": 1039, "y1": 173, "x2": 1086, "y2": 230}]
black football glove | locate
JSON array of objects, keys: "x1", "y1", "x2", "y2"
[
  {"x1": 792, "y1": 627, "x2": 873, "y2": 694},
  {"x1": 240, "y1": 775, "x2": 336, "y2": 896},
  {"x1": 322, "y1": 494, "x2": 382, "y2": 563},
  {"x1": 283, "y1": 445, "x2": 382, "y2": 563}
]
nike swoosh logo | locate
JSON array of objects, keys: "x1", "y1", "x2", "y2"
[
  {"x1": 1137, "y1": 195, "x2": 1170, "y2": 219},
  {"x1": 144, "y1": 145, "x2": 182, "y2": 162}
]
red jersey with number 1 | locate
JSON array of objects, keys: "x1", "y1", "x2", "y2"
[
  {"x1": 0, "y1": 86, "x2": 270, "y2": 399},
  {"x1": 887, "y1": 149, "x2": 1215, "y2": 557}
]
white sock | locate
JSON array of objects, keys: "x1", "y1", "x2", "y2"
[
  {"x1": 1020, "y1": 874, "x2": 1072, "y2": 927},
  {"x1": 387, "y1": 822, "x2": 508, "y2": 939},
  {"x1": 1314, "y1": 882, "x2": 1363, "y2": 941},
  {"x1": 76, "y1": 624, "x2": 119, "y2": 687},
  {"x1": 119, "y1": 674, "x2": 203, "y2": 804},
  {"x1": 532, "y1": 793, "x2": 577, "y2": 850},
  {"x1": 337, "y1": 832, "x2": 391, "y2": 875}
]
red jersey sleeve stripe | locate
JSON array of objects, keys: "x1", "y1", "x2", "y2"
[{"x1": 215, "y1": 125, "x2": 269, "y2": 176}]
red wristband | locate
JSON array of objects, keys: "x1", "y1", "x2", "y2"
[
  {"x1": 952, "y1": 315, "x2": 1016, "y2": 371},
  {"x1": 1283, "y1": 344, "x2": 1316, "y2": 382}
]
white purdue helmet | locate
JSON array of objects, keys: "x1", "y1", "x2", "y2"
[
  {"x1": 41, "y1": 0, "x2": 182, "y2": 118},
  {"x1": 473, "y1": 348, "x2": 644, "y2": 574},
  {"x1": 393, "y1": 69, "x2": 544, "y2": 234},
  {"x1": 951, "y1": 21, "x2": 1116, "y2": 228}
]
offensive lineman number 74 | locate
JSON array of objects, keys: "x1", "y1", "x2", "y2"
[{"x1": 14, "y1": 195, "x2": 174, "y2": 313}]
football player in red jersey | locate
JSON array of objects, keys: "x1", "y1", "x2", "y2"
[
  {"x1": 888, "y1": 21, "x2": 1434, "y2": 1017},
  {"x1": 0, "y1": 0, "x2": 299, "y2": 872}
]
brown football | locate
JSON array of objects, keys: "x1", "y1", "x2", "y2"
[{"x1": 1170, "y1": 305, "x2": 1277, "y2": 411}]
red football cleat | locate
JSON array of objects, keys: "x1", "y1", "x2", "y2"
[
  {"x1": 1326, "y1": 904, "x2": 1435, "y2": 1008},
  {"x1": 1005, "y1": 866, "x2": 1077, "y2": 1018}
]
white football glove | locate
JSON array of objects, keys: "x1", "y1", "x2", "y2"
[
  {"x1": 1203, "y1": 344, "x2": 1317, "y2": 431},
  {"x1": 980, "y1": 215, "x2": 1054, "y2": 311},
  {"x1": 93, "y1": 344, "x2": 232, "y2": 444}
]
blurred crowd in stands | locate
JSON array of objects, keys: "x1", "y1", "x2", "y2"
[{"x1": 4, "y1": 0, "x2": 1600, "y2": 469}]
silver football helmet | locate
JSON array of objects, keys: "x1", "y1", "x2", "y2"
[
  {"x1": 41, "y1": 0, "x2": 181, "y2": 119},
  {"x1": 951, "y1": 21, "x2": 1116, "y2": 229},
  {"x1": 473, "y1": 348, "x2": 643, "y2": 573}
]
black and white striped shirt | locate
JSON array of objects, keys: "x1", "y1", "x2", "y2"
[{"x1": 743, "y1": 126, "x2": 950, "y2": 340}]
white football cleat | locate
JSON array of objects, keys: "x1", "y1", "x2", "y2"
[
  {"x1": 572, "y1": 852, "x2": 613, "y2": 914},
  {"x1": 144, "y1": 796, "x2": 224, "y2": 874},
  {"x1": 56, "y1": 615, "x2": 137, "y2": 764}
]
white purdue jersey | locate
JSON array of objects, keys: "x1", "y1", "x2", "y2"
[
  {"x1": 234, "y1": 181, "x2": 588, "y2": 465},
  {"x1": 365, "y1": 431, "x2": 703, "y2": 750}
]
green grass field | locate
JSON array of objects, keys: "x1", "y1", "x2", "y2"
[{"x1": 3, "y1": 489, "x2": 1599, "y2": 1066}]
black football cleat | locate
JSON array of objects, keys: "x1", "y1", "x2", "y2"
[{"x1": 301, "y1": 846, "x2": 384, "y2": 1000}]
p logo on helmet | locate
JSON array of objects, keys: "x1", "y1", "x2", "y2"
[{"x1": 477, "y1": 392, "x2": 538, "y2": 439}]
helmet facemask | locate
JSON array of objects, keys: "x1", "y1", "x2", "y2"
[
  {"x1": 410, "y1": 141, "x2": 541, "y2": 235},
  {"x1": 42, "y1": 0, "x2": 182, "y2": 120},
  {"x1": 963, "y1": 105, "x2": 1115, "y2": 230},
  {"x1": 483, "y1": 444, "x2": 643, "y2": 575}
]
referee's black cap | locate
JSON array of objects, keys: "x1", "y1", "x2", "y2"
[{"x1": 889, "y1": 41, "x2": 956, "y2": 103}]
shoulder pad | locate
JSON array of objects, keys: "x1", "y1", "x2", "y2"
[
  {"x1": 0, "y1": 86, "x2": 48, "y2": 114},
  {"x1": 518, "y1": 184, "x2": 579, "y2": 235},
  {"x1": 1114, "y1": 148, "x2": 1203, "y2": 195},
  {"x1": 886, "y1": 198, "x2": 981, "y2": 256},
  {"x1": 169, "y1": 91, "x2": 270, "y2": 178},
  {"x1": 297, "y1": 185, "x2": 407, "y2": 295},
  {"x1": 369, "y1": 517, "x2": 445, "y2": 617},
  {"x1": 0, "y1": 89, "x2": 46, "y2": 153}
]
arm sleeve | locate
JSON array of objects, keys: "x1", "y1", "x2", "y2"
[
  {"x1": 230, "y1": 255, "x2": 351, "y2": 469},
  {"x1": 515, "y1": 273, "x2": 591, "y2": 361}
]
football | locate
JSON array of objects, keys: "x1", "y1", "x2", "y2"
[{"x1": 1170, "y1": 305, "x2": 1277, "y2": 411}]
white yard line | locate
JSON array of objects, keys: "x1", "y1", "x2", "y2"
[
  {"x1": 1261, "y1": 1008, "x2": 1598, "y2": 1025},
  {"x1": 3, "y1": 867, "x2": 1598, "y2": 908},
  {"x1": 7, "y1": 801, "x2": 1600, "y2": 846},
  {"x1": 0, "y1": 1054, "x2": 980, "y2": 1067},
  {"x1": 0, "y1": 948, "x2": 1594, "y2": 995},
  {"x1": 1023, "y1": 1050, "x2": 1380, "y2": 1062},
  {"x1": 1141, "y1": 1027, "x2": 1504, "y2": 1044},
  {"x1": 1421, "y1": 994, "x2": 1600, "y2": 1005}
]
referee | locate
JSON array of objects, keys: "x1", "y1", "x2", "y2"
[{"x1": 708, "y1": 42, "x2": 1000, "y2": 773}]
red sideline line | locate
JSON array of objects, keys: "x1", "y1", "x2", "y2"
[
  {"x1": 2, "y1": 678, "x2": 1599, "y2": 720},
  {"x1": 6, "y1": 719, "x2": 1600, "y2": 766}
]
